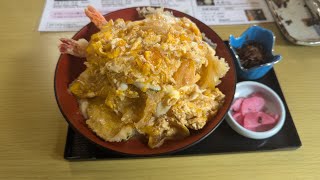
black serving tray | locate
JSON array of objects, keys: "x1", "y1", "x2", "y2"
[{"x1": 63, "y1": 42, "x2": 301, "y2": 160}]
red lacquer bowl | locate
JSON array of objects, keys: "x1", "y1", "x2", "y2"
[{"x1": 54, "y1": 7, "x2": 236, "y2": 156}]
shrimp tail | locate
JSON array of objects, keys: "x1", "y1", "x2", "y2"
[
  {"x1": 84, "y1": 5, "x2": 107, "y2": 29},
  {"x1": 59, "y1": 38, "x2": 88, "y2": 58}
]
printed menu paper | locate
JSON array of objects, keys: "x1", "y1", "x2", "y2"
[{"x1": 39, "y1": 0, "x2": 274, "y2": 31}]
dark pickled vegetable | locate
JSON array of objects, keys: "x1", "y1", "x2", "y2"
[{"x1": 236, "y1": 41, "x2": 267, "y2": 69}]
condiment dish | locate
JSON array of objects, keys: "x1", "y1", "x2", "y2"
[
  {"x1": 229, "y1": 25, "x2": 282, "y2": 80},
  {"x1": 226, "y1": 81, "x2": 286, "y2": 139}
]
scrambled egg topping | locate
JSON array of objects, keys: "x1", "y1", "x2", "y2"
[{"x1": 69, "y1": 8, "x2": 229, "y2": 148}]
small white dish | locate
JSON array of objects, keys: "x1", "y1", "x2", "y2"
[{"x1": 226, "y1": 81, "x2": 286, "y2": 139}]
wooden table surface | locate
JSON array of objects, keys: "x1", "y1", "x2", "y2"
[{"x1": 1, "y1": 1, "x2": 319, "y2": 179}]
